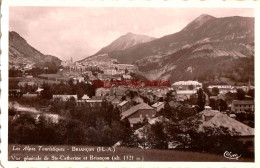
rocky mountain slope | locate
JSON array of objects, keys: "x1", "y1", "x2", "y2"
[
  {"x1": 108, "y1": 14, "x2": 254, "y2": 64},
  {"x1": 106, "y1": 14, "x2": 254, "y2": 83},
  {"x1": 80, "y1": 32, "x2": 155, "y2": 62},
  {"x1": 95, "y1": 32, "x2": 156, "y2": 55},
  {"x1": 9, "y1": 31, "x2": 61, "y2": 67}
]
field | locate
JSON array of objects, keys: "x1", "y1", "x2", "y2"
[{"x1": 8, "y1": 145, "x2": 254, "y2": 162}]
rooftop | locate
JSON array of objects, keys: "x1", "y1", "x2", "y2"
[
  {"x1": 172, "y1": 81, "x2": 202, "y2": 86},
  {"x1": 121, "y1": 103, "x2": 154, "y2": 120},
  {"x1": 232, "y1": 100, "x2": 254, "y2": 105},
  {"x1": 185, "y1": 109, "x2": 254, "y2": 136},
  {"x1": 152, "y1": 102, "x2": 164, "y2": 108},
  {"x1": 118, "y1": 100, "x2": 128, "y2": 107}
]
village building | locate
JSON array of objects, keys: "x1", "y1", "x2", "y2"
[
  {"x1": 179, "y1": 109, "x2": 254, "y2": 148},
  {"x1": 172, "y1": 81, "x2": 202, "y2": 90},
  {"x1": 18, "y1": 81, "x2": 35, "y2": 87},
  {"x1": 118, "y1": 101, "x2": 131, "y2": 113},
  {"x1": 121, "y1": 103, "x2": 157, "y2": 127},
  {"x1": 169, "y1": 101, "x2": 181, "y2": 108},
  {"x1": 53, "y1": 95, "x2": 78, "y2": 101},
  {"x1": 81, "y1": 94, "x2": 91, "y2": 100},
  {"x1": 22, "y1": 93, "x2": 38, "y2": 98},
  {"x1": 104, "y1": 69, "x2": 117, "y2": 76},
  {"x1": 132, "y1": 96, "x2": 144, "y2": 104},
  {"x1": 115, "y1": 64, "x2": 138, "y2": 73},
  {"x1": 175, "y1": 90, "x2": 197, "y2": 101},
  {"x1": 84, "y1": 99, "x2": 103, "y2": 108},
  {"x1": 231, "y1": 100, "x2": 254, "y2": 113},
  {"x1": 123, "y1": 74, "x2": 132, "y2": 80},
  {"x1": 199, "y1": 109, "x2": 254, "y2": 144},
  {"x1": 208, "y1": 85, "x2": 233, "y2": 93},
  {"x1": 151, "y1": 102, "x2": 165, "y2": 112},
  {"x1": 95, "y1": 88, "x2": 111, "y2": 97},
  {"x1": 111, "y1": 97, "x2": 121, "y2": 107}
]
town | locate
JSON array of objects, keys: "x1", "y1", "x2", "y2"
[{"x1": 8, "y1": 57, "x2": 255, "y2": 158}]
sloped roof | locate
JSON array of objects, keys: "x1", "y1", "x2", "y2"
[
  {"x1": 202, "y1": 112, "x2": 254, "y2": 136},
  {"x1": 118, "y1": 100, "x2": 128, "y2": 107},
  {"x1": 176, "y1": 90, "x2": 197, "y2": 95},
  {"x1": 132, "y1": 96, "x2": 144, "y2": 103},
  {"x1": 232, "y1": 100, "x2": 254, "y2": 105},
  {"x1": 53, "y1": 95, "x2": 77, "y2": 101},
  {"x1": 121, "y1": 103, "x2": 154, "y2": 120},
  {"x1": 82, "y1": 95, "x2": 90, "y2": 100},
  {"x1": 169, "y1": 101, "x2": 181, "y2": 108},
  {"x1": 172, "y1": 81, "x2": 202, "y2": 86},
  {"x1": 187, "y1": 110, "x2": 255, "y2": 136},
  {"x1": 148, "y1": 116, "x2": 169, "y2": 125},
  {"x1": 152, "y1": 102, "x2": 164, "y2": 108}
]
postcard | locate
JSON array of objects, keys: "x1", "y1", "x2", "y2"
[{"x1": 1, "y1": 0, "x2": 259, "y2": 168}]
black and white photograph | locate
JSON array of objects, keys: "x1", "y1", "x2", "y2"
[{"x1": 2, "y1": 3, "x2": 258, "y2": 166}]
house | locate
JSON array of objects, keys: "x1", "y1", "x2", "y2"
[
  {"x1": 104, "y1": 69, "x2": 117, "y2": 76},
  {"x1": 111, "y1": 97, "x2": 121, "y2": 107},
  {"x1": 132, "y1": 96, "x2": 144, "y2": 104},
  {"x1": 95, "y1": 88, "x2": 110, "y2": 97},
  {"x1": 183, "y1": 109, "x2": 254, "y2": 148},
  {"x1": 22, "y1": 93, "x2": 38, "y2": 98},
  {"x1": 53, "y1": 95, "x2": 77, "y2": 101},
  {"x1": 9, "y1": 89, "x2": 22, "y2": 98},
  {"x1": 195, "y1": 110, "x2": 255, "y2": 147},
  {"x1": 123, "y1": 74, "x2": 131, "y2": 80},
  {"x1": 208, "y1": 85, "x2": 233, "y2": 93},
  {"x1": 176, "y1": 90, "x2": 196, "y2": 101},
  {"x1": 115, "y1": 89, "x2": 125, "y2": 97},
  {"x1": 172, "y1": 81, "x2": 202, "y2": 90},
  {"x1": 118, "y1": 101, "x2": 131, "y2": 113},
  {"x1": 121, "y1": 103, "x2": 156, "y2": 127},
  {"x1": 18, "y1": 81, "x2": 35, "y2": 87},
  {"x1": 85, "y1": 99, "x2": 103, "y2": 108},
  {"x1": 169, "y1": 101, "x2": 181, "y2": 108},
  {"x1": 231, "y1": 100, "x2": 254, "y2": 113},
  {"x1": 35, "y1": 88, "x2": 44, "y2": 93},
  {"x1": 151, "y1": 102, "x2": 165, "y2": 112},
  {"x1": 204, "y1": 106, "x2": 212, "y2": 111},
  {"x1": 82, "y1": 94, "x2": 91, "y2": 100}
]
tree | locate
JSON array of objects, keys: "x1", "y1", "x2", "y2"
[
  {"x1": 40, "y1": 83, "x2": 53, "y2": 99},
  {"x1": 247, "y1": 89, "x2": 254, "y2": 98},
  {"x1": 149, "y1": 122, "x2": 168, "y2": 149},
  {"x1": 236, "y1": 89, "x2": 245, "y2": 100},
  {"x1": 219, "y1": 99, "x2": 228, "y2": 112},
  {"x1": 212, "y1": 87, "x2": 220, "y2": 96},
  {"x1": 66, "y1": 96, "x2": 77, "y2": 110},
  {"x1": 125, "y1": 68, "x2": 129, "y2": 74},
  {"x1": 76, "y1": 87, "x2": 85, "y2": 100},
  {"x1": 197, "y1": 88, "x2": 206, "y2": 112}
]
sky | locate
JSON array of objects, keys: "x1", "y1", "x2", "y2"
[{"x1": 9, "y1": 7, "x2": 254, "y2": 61}]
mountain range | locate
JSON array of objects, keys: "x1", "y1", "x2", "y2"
[
  {"x1": 9, "y1": 14, "x2": 254, "y2": 83},
  {"x1": 80, "y1": 14, "x2": 254, "y2": 83},
  {"x1": 9, "y1": 31, "x2": 61, "y2": 67}
]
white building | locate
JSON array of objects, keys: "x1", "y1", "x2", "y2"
[
  {"x1": 152, "y1": 102, "x2": 165, "y2": 112},
  {"x1": 104, "y1": 69, "x2": 117, "y2": 76},
  {"x1": 172, "y1": 81, "x2": 202, "y2": 90}
]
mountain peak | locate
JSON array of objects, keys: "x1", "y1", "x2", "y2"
[
  {"x1": 192, "y1": 14, "x2": 215, "y2": 25},
  {"x1": 94, "y1": 33, "x2": 156, "y2": 55},
  {"x1": 184, "y1": 14, "x2": 216, "y2": 31},
  {"x1": 196, "y1": 14, "x2": 215, "y2": 20},
  {"x1": 125, "y1": 32, "x2": 134, "y2": 36}
]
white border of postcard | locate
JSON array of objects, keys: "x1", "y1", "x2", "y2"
[{"x1": 1, "y1": 0, "x2": 260, "y2": 168}]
